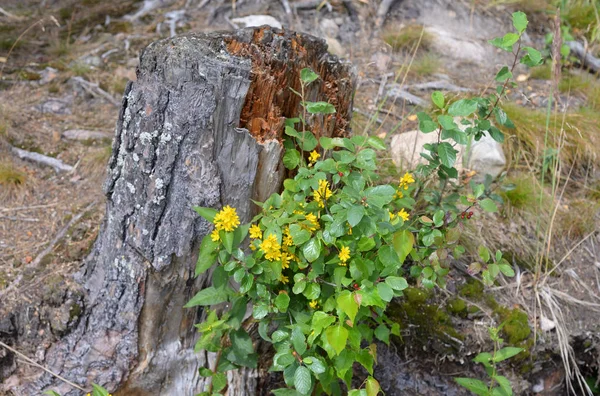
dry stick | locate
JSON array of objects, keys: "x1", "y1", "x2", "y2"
[
  {"x1": 0, "y1": 341, "x2": 88, "y2": 392},
  {"x1": 0, "y1": 203, "x2": 58, "y2": 212},
  {"x1": 0, "y1": 201, "x2": 97, "y2": 299},
  {"x1": 0, "y1": 215, "x2": 39, "y2": 222}
]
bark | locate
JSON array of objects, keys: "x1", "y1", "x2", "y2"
[{"x1": 15, "y1": 27, "x2": 355, "y2": 396}]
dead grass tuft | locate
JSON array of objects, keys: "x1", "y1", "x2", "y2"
[
  {"x1": 556, "y1": 199, "x2": 600, "y2": 238},
  {"x1": 383, "y1": 24, "x2": 432, "y2": 52},
  {"x1": 0, "y1": 160, "x2": 28, "y2": 199},
  {"x1": 409, "y1": 53, "x2": 442, "y2": 77}
]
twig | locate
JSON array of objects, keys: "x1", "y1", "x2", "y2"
[
  {"x1": 0, "y1": 6, "x2": 24, "y2": 20},
  {"x1": 0, "y1": 341, "x2": 88, "y2": 392},
  {"x1": 11, "y1": 146, "x2": 74, "y2": 173},
  {"x1": 70, "y1": 76, "x2": 120, "y2": 107},
  {"x1": 0, "y1": 215, "x2": 39, "y2": 222},
  {"x1": 566, "y1": 40, "x2": 600, "y2": 73},
  {"x1": 0, "y1": 203, "x2": 58, "y2": 212}
]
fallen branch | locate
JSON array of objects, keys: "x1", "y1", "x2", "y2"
[
  {"x1": 408, "y1": 80, "x2": 472, "y2": 92},
  {"x1": 11, "y1": 147, "x2": 73, "y2": 173},
  {"x1": 387, "y1": 84, "x2": 427, "y2": 106},
  {"x1": 566, "y1": 40, "x2": 600, "y2": 73},
  {"x1": 70, "y1": 76, "x2": 120, "y2": 107}
]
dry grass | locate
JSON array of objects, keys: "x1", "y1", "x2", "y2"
[
  {"x1": 529, "y1": 64, "x2": 552, "y2": 80},
  {"x1": 502, "y1": 102, "x2": 600, "y2": 167},
  {"x1": 556, "y1": 199, "x2": 600, "y2": 238},
  {"x1": 0, "y1": 160, "x2": 28, "y2": 199},
  {"x1": 409, "y1": 53, "x2": 442, "y2": 77},
  {"x1": 382, "y1": 24, "x2": 432, "y2": 52}
]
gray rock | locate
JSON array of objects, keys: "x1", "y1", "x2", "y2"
[
  {"x1": 390, "y1": 119, "x2": 506, "y2": 180},
  {"x1": 230, "y1": 15, "x2": 282, "y2": 29},
  {"x1": 320, "y1": 18, "x2": 339, "y2": 38},
  {"x1": 36, "y1": 96, "x2": 73, "y2": 115}
]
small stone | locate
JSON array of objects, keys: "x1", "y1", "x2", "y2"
[
  {"x1": 540, "y1": 315, "x2": 555, "y2": 332},
  {"x1": 320, "y1": 18, "x2": 339, "y2": 38},
  {"x1": 516, "y1": 74, "x2": 528, "y2": 82},
  {"x1": 325, "y1": 37, "x2": 345, "y2": 57},
  {"x1": 230, "y1": 15, "x2": 282, "y2": 29}
]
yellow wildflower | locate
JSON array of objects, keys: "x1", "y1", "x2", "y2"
[
  {"x1": 309, "y1": 150, "x2": 321, "y2": 164},
  {"x1": 249, "y1": 224, "x2": 262, "y2": 239},
  {"x1": 283, "y1": 227, "x2": 294, "y2": 246},
  {"x1": 389, "y1": 211, "x2": 397, "y2": 220},
  {"x1": 279, "y1": 274, "x2": 289, "y2": 284},
  {"x1": 309, "y1": 300, "x2": 318, "y2": 309},
  {"x1": 399, "y1": 172, "x2": 415, "y2": 191},
  {"x1": 398, "y1": 208, "x2": 410, "y2": 221},
  {"x1": 249, "y1": 243, "x2": 257, "y2": 251},
  {"x1": 313, "y1": 179, "x2": 333, "y2": 208},
  {"x1": 347, "y1": 224, "x2": 352, "y2": 235},
  {"x1": 339, "y1": 246, "x2": 350, "y2": 263},
  {"x1": 395, "y1": 190, "x2": 404, "y2": 199},
  {"x1": 260, "y1": 234, "x2": 282, "y2": 261},
  {"x1": 305, "y1": 213, "x2": 320, "y2": 231},
  {"x1": 213, "y1": 205, "x2": 240, "y2": 232},
  {"x1": 281, "y1": 253, "x2": 291, "y2": 269},
  {"x1": 210, "y1": 229, "x2": 220, "y2": 242}
]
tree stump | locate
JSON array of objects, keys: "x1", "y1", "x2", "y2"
[{"x1": 18, "y1": 27, "x2": 356, "y2": 396}]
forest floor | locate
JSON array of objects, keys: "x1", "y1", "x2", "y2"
[{"x1": 0, "y1": 0, "x2": 599, "y2": 395}]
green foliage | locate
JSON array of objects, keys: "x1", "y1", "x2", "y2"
[
  {"x1": 185, "y1": 12, "x2": 542, "y2": 394},
  {"x1": 45, "y1": 383, "x2": 111, "y2": 396},
  {"x1": 455, "y1": 324, "x2": 524, "y2": 396}
]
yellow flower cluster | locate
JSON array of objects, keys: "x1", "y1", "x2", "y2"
[
  {"x1": 338, "y1": 246, "x2": 350, "y2": 265},
  {"x1": 398, "y1": 208, "x2": 410, "y2": 221},
  {"x1": 309, "y1": 300, "x2": 318, "y2": 309},
  {"x1": 279, "y1": 274, "x2": 289, "y2": 284},
  {"x1": 399, "y1": 172, "x2": 415, "y2": 190},
  {"x1": 283, "y1": 226, "x2": 293, "y2": 247},
  {"x1": 313, "y1": 179, "x2": 333, "y2": 208},
  {"x1": 214, "y1": 205, "x2": 240, "y2": 232},
  {"x1": 249, "y1": 224, "x2": 262, "y2": 239},
  {"x1": 309, "y1": 150, "x2": 320, "y2": 164},
  {"x1": 305, "y1": 213, "x2": 320, "y2": 231},
  {"x1": 260, "y1": 234, "x2": 282, "y2": 261},
  {"x1": 210, "y1": 229, "x2": 220, "y2": 242}
]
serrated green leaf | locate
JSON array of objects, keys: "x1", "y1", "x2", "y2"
[
  {"x1": 367, "y1": 136, "x2": 387, "y2": 150},
  {"x1": 366, "y1": 376, "x2": 381, "y2": 396},
  {"x1": 376, "y1": 282, "x2": 394, "y2": 302},
  {"x1": 305, "y1": 355, "x2": 326, "y2": 374},
  {"x1": 347, "y1": 205, "x2": 365, "y2": 227},
  {"x1": 212, "y1": 372, "x2": 227, "y2": 392},
  {"x1": 512, "y1": 11, "x2": 528, "y2": 34},
  {"x1": 520, "y1": 46, "x2": 543, "y2": 67},
  {"x1": 417, "y1": 112, "x2": 438, "y2": 133},
  {"x1": 303, "y1": 238, "x2": 321, "y2": 262},
  {"x1": 478, "y1": 245, "x2": 490, "y2": 262},
  {"x1": 374, "y1": 324, "x2": 390, "y2": 344},
  {"x1": 437, "y1": 142, "x2": 457, "y2": 168},
  {"x1": 495, "y1": 66, "x2": 512, "y2": 82},
  {"x1": 292, "y1": 326, "x2": 307, "y2": 356},
  {"x1": 455, "y1": 378, "x2": 489, "y2": 396},
  {"x1": 283, "y1": 149, "x2": 301, "y2": 170},
  {"x1": 448, "y1": 99, "x2": 478, "y2": 117},
  {"x1": 294, "y1": 366, "x2": 312, "y2": 395},
  {"x1": 305, "y1": 101, "x2": 336, "y2": 114},
  {"x1": 326, "y1": 325, "x2": 348, "y2": 355},
  {"x1": 300, "y1": 68, "x2": 319, "y2": 85},
  {"x1": 298, "y1": 131, "x2": 318, "y2": 151},
  {"x1": 337, "y1": 290, "x2": 359, "y2": 324}
]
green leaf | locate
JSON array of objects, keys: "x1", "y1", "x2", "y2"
[
  {"x1": 196, "y1": 236, "x2": 219, "y2": 276},
  {"x1": 438, "y1": 115, "x2": 457, "y2": 130},
  {"x1": 272, "y1": 389, "x2": 302, "y2": 396},
  {"x1": 455, "y1": 378, "x2": 490, "y2": 396},
  {"x1": 448, "y1": 99, "x2": 478, "y2": 117},
  {"x1": 303, "y1": 283, "x2": 321, "y2": 300},
  {"x1": 376, "y1": 282, "x2": 394, "y2": 302},
  {"x1": 489, "y1": 33, "x2": 520, "y2": 52},
  {"x1": 499, "y1": 264, "x2": 515, "y2": 277},
  {"x1": 366, "y1": 376, "x2": 381, "y2": 396},
  {"x1": 305, "y1": 101, "x2": 336, "y2": 114},
  {"x1": 227, "y1": 328, "x2": 258, "y2": 368},
  {"x1": 417, "y1": 112, "x2": 438, "y2": 133},
  {"x1": 512, "y1": 11, "x2": 528, "y2": 34},
  {"x1": 252, "y1": 304, "x2": 269, "y2": 319},
  {"x1": 43, "y1": 392, "x2": 61, "y2": 396},
  {"x1": 294, "y1": 366, "x2": 312, "y2": 395},
  {"x1": 495, "y1": 66, "x2": 512, "y2": 82},
  {"x1": 292, "y1": 326, "x2": 307, "y2": 356},
  {"x1": 348, "y1": 391, "x2": 367, "y2": 396},
  {"x1": 222, "y1": 230, "x2": 234, "y2": 254},
  {"x1": 432, "y1": 91, "x2": 445, "y2": 109},
  {"x1": 293, "y1": 280, "x2": 307, "y2": 294},
  {"x1": 326, "y1": 325, "x2": 348, "y2": 355},
  {"x1": 520, "y1": 46, "x2": 543, "y2": 67},
  {"x1": 374, "y1": 324, "x2": 390, "y2": 344},
  {"x1": 357, "y1": 236, "x2": 376, "y2": 252},
  {"x1": 274, "y1": 292, "x2": 290, "y2": 312},
  {"x1": 347, "y1": 205, "x2": 365, "y2": 227},
  {"x1": 305, "y1": 356, "x2": 327, "y2": 374},
  {"x1": 494, "y1": 375, "x2": 513, "y2": 396},
  {"x1": 91, "y1": 384, "x2": 110, "y2": 396},
  {"x1": 298, "y1": 131, "x2": 319, "y2": 151},
  {"x1": 212, "y1": 372, "x2": 227, "y2": 392},
  {"x1": 493, "y1": 347, "x2": 524, "y2": 362},
  {"x1": 337, "y1": 290, "x2": 359, "y2": 324},
  {"x1": 283, "y1": 149, "x2": 301, "y2": 170},
  {"x1": 479, "y1": 198, "x2": 498, "y2": 212},
  {"x1": 437, "y1": 142, "x2": 457, "y2": 168},
  {"x1": 385, "y1": 276, "x2": 408, "y2": 291},
  {"x1": 367, "y1": 136, "x2": 387, "y2": 150},
  {"x1": 357, "y1": 349, "x2": 374, "y2": 374},
  {"x1": 303, "y1": 238, "x2": 321, "y2": 262},
  {"x1": 289, "y1": 224, "x2": 311, "y2": 245},
  {"x1": 392, "y1": 230, "x2": 414, "y2": 263},
  {"x1": 478, "y1": 245, "x2": 490, "y2": 262},
  {"x1": 300, "y1": 68, "x2": 319, "y2": 85},
  {"x1": 194, "y1": 206, "x2": 217, "y2": 222},
  {"x1": 185, "y1": 287, "x2": 228, "y2": 307}
]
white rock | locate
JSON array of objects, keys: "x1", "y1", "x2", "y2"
[
  {"x1": 425, "y1": 26, "x2": 489, "y2": 63},
  {"x1": 540, "y1": 315, "x2": 556, "y2": 332},
  {"x1": 390, "y1": 119, "x2": 506, "y2": 181},
  {"x1": 230, "y1": 15, "x2": 282, "y2": 29}
]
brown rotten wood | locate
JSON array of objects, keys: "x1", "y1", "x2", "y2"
[{"x1": 14, "y1": 27, "x2": 355, "y2": 396}]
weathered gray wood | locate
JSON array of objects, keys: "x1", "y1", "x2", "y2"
[{"x1": 15, "y1": 27, "x2": 355, "y2": 396}]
